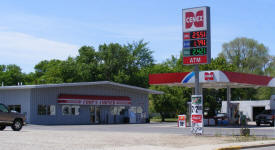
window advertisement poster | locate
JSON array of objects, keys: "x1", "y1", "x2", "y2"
[{"x1": 191, "y1": 95, "x2": 203, "y2": 134}]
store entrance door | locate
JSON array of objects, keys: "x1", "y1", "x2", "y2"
[{"x1": 90, "y1": 106, "x2": 100, "y2": 124}]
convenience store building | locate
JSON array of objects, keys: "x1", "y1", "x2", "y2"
[{"x1": 0, "y1": 81, "x2": 162, "y2": 125}]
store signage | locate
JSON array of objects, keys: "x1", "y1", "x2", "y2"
[
  {"x1": 178, "y1": 115, "x2": 186, "y2": 128},
  {"x1": 204, "y1": 72, "x2": 214, "y2": 80},
  {"x1": 57, "y1": 94, "x2": 131, "y2": 106},
  {"x1": 58, "y1": 99, "x2": 131, "y2": 106},
  {"x1": 191, "y1": 114, "x2": 202, "y2": 123},
  {"x1": 191, "y1": 95, "x2": 203, "y2": 134},
  {"x1": 182, "y1": 6, "x2": 211, "y2": 65}
]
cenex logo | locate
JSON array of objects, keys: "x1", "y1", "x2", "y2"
[
  {"x1": 204, "y1": 72, "x2": 214, "y2": 81},
  {"x1": 185, "y1": 10, "x2": 204, "y2": 29}
]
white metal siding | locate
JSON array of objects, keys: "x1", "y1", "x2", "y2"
[
  {"x1": 222, "y1": 100, "x2": 270, "y2": 120},
  {"x1": 30, "y1": 85, "x2": 149, "y2": 124}
]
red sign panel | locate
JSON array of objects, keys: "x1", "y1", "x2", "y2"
[
  {"x1": 192, "y1": 114, "x2": 203, "y2": 123},
  {"x1": 183, "y1": 55, "x2": 207, "y2": 64},
  {"x1": 183, "y1": 32, "x2": 190, "y2": 40},
  {"x1": 178, "y1": 115, "x2": 185, "y2": 121}
]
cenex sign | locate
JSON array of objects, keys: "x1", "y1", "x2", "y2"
[{"x1": 182, "y1": 6, "x2": 211, "y2": 65}]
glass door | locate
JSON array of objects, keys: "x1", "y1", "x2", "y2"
[
  {"x1": 95, "y1": 106, "x2": 100, "y2": 124},
  {"x1": 90, "y1": 106, "x2": 101, "y2": 124},
  {"x1": 90, "y1": 106, "x2": 95, "y2": 124}
]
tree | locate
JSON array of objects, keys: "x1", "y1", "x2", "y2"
[
  {"x1": 219, "y1": 37, "x2": 270, "y2": 75},
  {"x1": 150, "y1": 85, "x2": 191, "y2": 121},
  {"x1": 28, "y1": 40, "x2": 154, "y2": 88},
  {"x1": 200, "y1": 56, "x2": 236, "y2": 72},
  {"x1": 75, "y1": 46, "x2": 99, "y2": 82},
  {"x1": 126, "y1": 40, "x2": 154, "y2": 69},
  {"x1": 98, "y1": 43, "x2": 131, "y2": 81},
  {"x1": 33, "y1": 60, "x2": 63, "y2": 84},
  {"x1": 0, "y1": 64, "x2": 24, "y2": 86}
]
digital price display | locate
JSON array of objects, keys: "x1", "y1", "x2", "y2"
[
  {"x1": 191, "y1": 31, "x2": 206, "y2": 39},
  {"x1": 190, "y1": 39, "x2": 207, "y2": 47},
  {"x1": 191, "y1": 47, "x2": 207, "y2": 56},
  {"x1": 183, "y1": 31, "x2": 207, "y2": 40},
  {"x1": 183, "y1": 47, "x2": 207, "y2": 56}
]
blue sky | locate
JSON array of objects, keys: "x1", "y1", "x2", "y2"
[{"x1": 0, "y1": 0, "x2": 274, "y2": 73}]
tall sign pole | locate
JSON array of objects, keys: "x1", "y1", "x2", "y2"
[{"x1": 182, "y1": 6, "x2": 211, "y2": 135}]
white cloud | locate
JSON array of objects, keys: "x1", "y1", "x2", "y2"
[{"x1": 0, "y1": 31, "x2": 80, "y2": 73}]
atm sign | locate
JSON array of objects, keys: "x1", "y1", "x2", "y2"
[{"x1": 183, "y1": 56, "x2": 207, "y2": 64}]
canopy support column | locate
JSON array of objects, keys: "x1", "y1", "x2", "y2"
[
  {"x1": 194, "y1": 65, "x2": 200, "y2": 95},
  {"x1": 227, "y1": 86, "x2": 231, "y2": 121}
]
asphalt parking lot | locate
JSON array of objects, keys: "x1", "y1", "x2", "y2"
[
  {"x1": 0, "y1": 123, "x2": 233, "y2": 150},
  {"x1": 1, "y1": 122, "x2": 275, "y2": 150},
  {"x1": 22, "y1": 122, "x2": 275, "y2": 137}
]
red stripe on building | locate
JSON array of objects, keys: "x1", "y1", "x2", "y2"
[
  {"x1": 222, "y1": 71, "x2": 273, "y2": 86},
  {"x1": 149, "y1": 72, "x2": 189, "y2": 85},
  {"x1": 58, "y1": 94, "x2": 130, "y2": 101}
]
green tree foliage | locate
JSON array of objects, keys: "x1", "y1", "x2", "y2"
[
  {"x1": 33, "y1": 60, "x2": 64, "y2": 84},
  {"x1": 201, "y1": 56, "x2": 236, "y2": 71},
  {"x1": 150, "y1": 85, "x2": 191, "y2": 121},
  {"x1": 75, "y1": 46, "x2": 99, "y2": 82},
  {"x1": 27, "y1": 40, "x2": 154, "y2": 88},
  {"x1": 0, "y1": 64, "x2": 25, "y2": 86},
  {"x1": 219, "y1": 37, "x2": 270, "y2": 75}
]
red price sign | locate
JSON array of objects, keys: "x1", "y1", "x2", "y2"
[
  {"x1": 191, "y1": 39, "x2": 206, "y2": 47},
  {"x1": 191, "y1": 31, "x2": 206, "y2": 39}
]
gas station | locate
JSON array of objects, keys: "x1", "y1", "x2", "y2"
[
  {"x1": 155, "y1": 5, "x2": 275, "y2": 135},
  {"x1": 149, "y1": 70, "x2": 275, "y2": 126}
]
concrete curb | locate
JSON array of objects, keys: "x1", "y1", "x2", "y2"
[{"x1": 216, "y1": 143, "x2": 275, "y2": 150}]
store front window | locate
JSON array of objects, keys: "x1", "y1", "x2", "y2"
[
  {"x1": 62, "y1": 105, "x2": 80, "y2": 116},
  {"x1": 38, "y1": 105, "x2": 56, "y2": 116}
]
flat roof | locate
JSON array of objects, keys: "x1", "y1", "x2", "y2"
[{"x1": 0, "y1": 81, "x2": 163, "y2": 94}]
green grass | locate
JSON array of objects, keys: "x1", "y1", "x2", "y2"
[{"x1": 150, "y1": 118, "x2": 178, "y2": 122}]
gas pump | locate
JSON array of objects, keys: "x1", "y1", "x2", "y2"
[{"x1": 229, "y1": 103, "x2": 240, "y2": 125}]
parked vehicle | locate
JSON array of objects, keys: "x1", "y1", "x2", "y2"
[
  {"x1": 255, "y1": 110, "x2": 275, "y2": 127},
  {"x1": 214, "y1": 113, "x2": 229, "y2": 125},
  {"x1": 0, "y1": 103, "x2": 26, "y2": 131}
]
